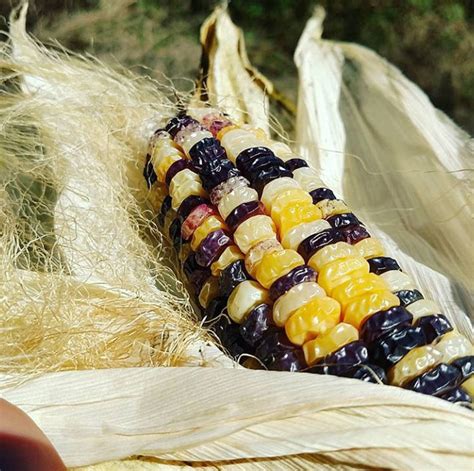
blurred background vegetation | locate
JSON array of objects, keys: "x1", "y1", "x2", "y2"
[{"x1": 1, "y1": 0, "x2": 472, "y2": 133}]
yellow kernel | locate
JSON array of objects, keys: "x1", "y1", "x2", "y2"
[
  {"x1": 156, "y1": 153, "x2": 182, "y2": 183},
  {"x1": 245, "y1": 239, "x2": 283, "y2": 278},
  {"x1": 261, "y1": 177, "x2": 301, "y2": 213},
  {"x1": 285, "y1": 297, "x2": 341, "y2": 346},
  {"x1": 343, "y1": 290, "x2": 400, "y2": 328},
  {"x1": 303, "y1": 323, "x2": 359, "y2": 366},
  {"x1": 227, "y1": 280, "x2": 270, "y2": 323},
  {"x1": 255, "y1": 249, "x2": 304, "y2": 289},
  {"x1": 279, "y1": 203, "x2": 322, "y2": 237},
  {"x1": 434, "y1": 331, "x2": 473, "y2": 364},
  {"x1": 332, "y1": 273, "x2": 389, "y2": 309},
  {"x1": 198, "y1": 277, "x2": 219, "y2": 308},
  {"x1": 314, "y1": 199, "x2": 349, "y2": 218},
  {"x1": 460, "y1": 377, "x2": 474, "y2": 398},
  {"x1": 191, "y1": 215, "x2": 227, "y2": 251},
  {"x1": 273, "y1": 282, "x2": 325, "y2": 326},
  {"x1": 210, "y1": 245, "x2": 244, "y2": 277},
  {"x1": 356, "y1": 237, "x2": 385, "y2": 259},
  {"x1": 233, "y1": 215, "x2": 277, "y2": 254},
  {"x1": 308, "y1": 241, "x2": 359, "y2": 272},
  {"x1": 271, "y1": 188, "x2": 313, "y2": 227},
  {"x1": 388, "y1": 345, "x2": 443, "y2": 386},
  {"x1": 317, "y1": 256, "x2": 370, "y2": 295}
]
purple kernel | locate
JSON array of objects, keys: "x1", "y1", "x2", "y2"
[
  {"x1": 415, "y1": 314, "x2": 452, "y2": 343},
  {"x1": 360, "y1": 306, "x2": 413, "y2": 345},
  {"x1": 310, "y1": 187, "x2": 336, "y2": 204},
  {"x1": 268, "y1": 349, "x2": 306, "y2": 372},
  {"x1": 195, "y1": 229, "x2": 232, "y2": 267},
  {"x1": 340, "y1": 224, "x2": 371, "y2": 244},
  {"x1": 310, "y1": 341, "x2": 369, "y2": 376},
  {"x1": 297, "y1": 228, "x2": 345, "y2": 260},
  {"x1": 326, "y1": 212, "x2": 362, "y2": 229},
  {"x1": 269, "y1": 265, "x2": 317, "y2": 301},
  {"x1": 165, "y1": 158, "x2": 192, "y2": 187},
  {"x1": 405, "y1": 363, "x2": 461, "y2": 396},
  {"x1": 225, "y1": 201, "x2": 265, "y2": 231},
  {"x1": 239, "y1": 304, "x2": 273, "y2": 347}
]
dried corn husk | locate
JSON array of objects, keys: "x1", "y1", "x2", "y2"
[
  {"x1": 191, "y1": 6, "x2": 270, "y2": 132},
  {"x1": 192, "y1": 7, "x2": 295, "y2": 135},
  {"x1": 1, "y1": 5, "x2": 473, "y2": 471},
  {"x1": 295, "y1": 8, "x2": 473, "y2": 339},
  {"x1": 3, "y1": 367, "x2": 473, "y2": 470}
]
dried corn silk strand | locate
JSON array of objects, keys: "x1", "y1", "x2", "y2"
[{"x1": 0, "y1": 5, "x2": 226, "y2": 383}]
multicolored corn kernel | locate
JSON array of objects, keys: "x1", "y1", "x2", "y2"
[
  {"x1": 360, "y1": 306, "x2": 413, "y2": 345},
  {"x1": 317, "y1": 256, "x2": 370, "y2": 296},
  {"x1": 303, "y1": 323, "x2": 359, "y2": 366},
  {"x1": 239, "y1": 303, "x2": 274, "y2": 347},
  {"x1": 255, "y1": 249, "x2": 305, "y2": 289},
  {"x1": 227, "y1": 280, "x2": 270, "y2": 323},
  {"x1": 343, "y1": 290, "x2": 400, "y2": 329},
  {"x1": 281, "y1": 219, "x2": 331, "y2": 252},
  {"x1": 307, "y1": 241, "x2": 358, "y2": 272},
  {"x1": 368, "y1": 326, "x2": 427, "y2": 369},
  {"x1": 269, "y1": 265, "x2": 317, "y2": 301},
  {"x1": 285, "y1": 296, "x2": 341, "y2": 346},
  {"x1": 331, "y1": 273, "x2": 389, "y2": 310},
  {"x1": 225, "y1": 200, "x2": 265, "y2": 231},
  {"x1": 415, "y1": 314, "x2": 453, "y2": 343},
  {"x1": 388, "y1": 344, "x2": 443, "y2": 386},
  {"x1": 273, "y1": 281, "x2": 326, "y2": 327},
  {"x1": 404, "y1": 363, "x2": 461, "y2": 396},
  {"x1": 233, "y1": 215, "x2": 277, "y2": 254},
  {"x1": 218, "y1": 259, "x2": 249, "y2": 297},
  {"x1": 297, "y1": 228, "x2": 345, "y2": 261},
  {"x1": 195, "y1": 229, "x2": 232, "y2": 267},
  {"x1": 395, "y1": 288, "x2": 424, "y2": 307}
]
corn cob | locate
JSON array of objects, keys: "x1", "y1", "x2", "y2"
[
  {"x1": 191, "y1": 109, "x2": 473, "y2": 404},
  {"x1": 145, "y1": 110, "x2": 473, "y2": 404}
]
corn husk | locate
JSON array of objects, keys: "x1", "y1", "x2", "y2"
[
  {"x1": 3, "y1": 367, "x2": 473, "y2": 470},
  {"x1": 1, "y1": 5, "x2": 473, "y2": 471},
  {"x1": 295, "y1": 8, "x2": 473, "y2": 339}
]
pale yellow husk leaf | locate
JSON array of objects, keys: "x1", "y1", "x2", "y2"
[
  {"x1": 295, "y1": 8, "x2": 473, "y2": 340},
  {"x1": 3, "y1": 367, "x2": 473, "y2": 470},
  {"x1": 190, "y1": 6, "x2": 271, "y2": 133}
]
